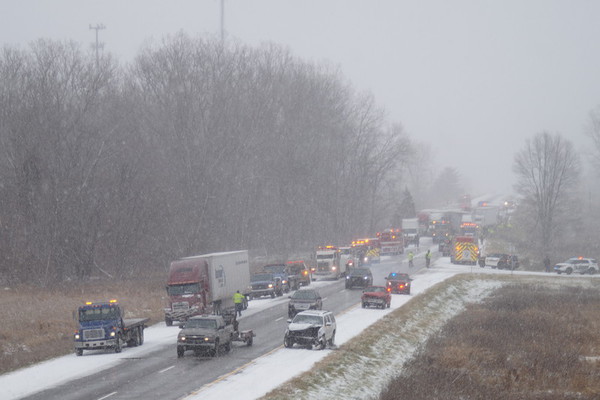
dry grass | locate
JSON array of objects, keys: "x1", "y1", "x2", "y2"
[
  {"x1": 0, "y1": 275, "x2": 166, "y2": 375},
  {"x1": 380, "y1": 283, "x2": 600, "y2": 400}
]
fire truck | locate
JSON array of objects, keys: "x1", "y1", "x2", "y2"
[
  {"x1": 377, "y1": 229, "x2": 404, "y2": 255},
  {"x1": 352, "y1": 238, "x2": 381, "y2": 265},
  {"x1": 314, "y1": 245, "x2": 342, "y2": 280},
  {"x1": 450, "y1": 236, "x2": 479, "y2": 265}
]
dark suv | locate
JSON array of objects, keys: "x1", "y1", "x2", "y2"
[
  {"x1": 286, "y1": 260, "x2": 311, "y2": 287},
  {"x1": 250, "y1": 273, "x2": 282, "y2": 298},
  {"x1": 288, "y1": 288, "x2": 322, "y2": 318},
  {"x1": 345, "y1": 268, "x2": 373, "y2": 289}
]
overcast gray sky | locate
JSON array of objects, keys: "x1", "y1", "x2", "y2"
[{"x1": 2, "y1": 0, "x2": 600, "y2": 196}]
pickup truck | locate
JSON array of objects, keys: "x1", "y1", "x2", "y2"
[
  {"x1": 177, "y1": 313, "x2": 254, "y2": 357},
  {"x1": 74, "y1": 300, "x2": 149, "y2": 356}
]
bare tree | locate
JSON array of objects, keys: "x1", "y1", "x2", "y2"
[{"x1": 513, "y1": 132, "x2": 579, "y2": 258}]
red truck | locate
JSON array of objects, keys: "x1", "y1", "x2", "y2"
[{"x1": 164, "y1": 251, "x2": 251, "y2": 326}]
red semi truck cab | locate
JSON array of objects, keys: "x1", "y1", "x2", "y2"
[{"x1": 165, "y1": 259, "x2": 209, "y2": 326}]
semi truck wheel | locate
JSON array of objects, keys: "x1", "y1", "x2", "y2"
[
  {"x1": 138, "y1": 327, "x2": 144, "y2": 345},
  {"x1": 165, "y1": 317, "x2": 173, "y2": 327},
  {"x1": 177, "y1": 346, "x2": 184, "y2": 358},
  {"x1": 76, "y1": 349, "x2": 83, "y2": 356}
]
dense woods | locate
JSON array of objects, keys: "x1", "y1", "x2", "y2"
[{"x1": 0, "y1": 35, "x2": 413, "y2": 285}]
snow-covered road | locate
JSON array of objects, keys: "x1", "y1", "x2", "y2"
[{"x1": 1, "y1": 253, "x2": 563, "y2": 400}]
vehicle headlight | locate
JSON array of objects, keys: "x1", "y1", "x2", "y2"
[
  {"x1": 268, "y1": 283, "x2": 273, "y2": 288},
  {"x1": 74, "y1": 333, "x2": 80, "y2": 340},
  {"x1": 282, "y1": 280, "x2": 287, "y2": 284},
  {"x1": 179, "y1": 336, "x2": 186, "y2": 341},
  {"x1": 364, "y1": 276, "x2": 368, "y2": 280},
  {"x1": 110, "y1": 331, "x2": 116, "y2": 337}
]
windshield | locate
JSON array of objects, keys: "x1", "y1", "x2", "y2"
[
  {"x1": 79, "y1": 306, "x2": 120, "y2": 322},
  {"x1": 167, "y1": 283, "x2": 200, "y2": 296},
  {"x1": 292, "y1": 290, "x2": 318, "y2": 300},
  {"x1": 292, "y1": 314, "x2": 323, "y2": 325},
  {"x1": 351, "y1": 269, "x2": 370, "y2": 276},
  {"x1": 252, "y1": 273, "x2": 274, "y2": 282},
  {"x1": 263, "y1": 265, "x2": 286, "y2": 273},
  {"x1": 316, "y1": 254, "x2": 334, "y2": 260},
  {"x1": 185, "y1": 318, "x2": 217, "y2": 329}
]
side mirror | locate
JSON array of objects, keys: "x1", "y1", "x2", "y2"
[
  {"x1": 178, "y1": 324, "x2": 185, "y2": 329},
  {"x1": 325, "y1": 322, "x2": 332, "y2": 326},
  {"x1": 287, "y1": 319, "x2": 292, "y2": 324}
]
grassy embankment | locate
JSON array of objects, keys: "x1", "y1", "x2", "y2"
[
  {"x1": 262, "y1": 274, "x2": 600, "y2": 400},
  {"x1": 0, "y1": 275, "x2": 165, "y2": 375}
]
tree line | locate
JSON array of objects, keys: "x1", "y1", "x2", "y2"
[{"x1": 0, "y1": 34, "x2": 414, "y2": 285}]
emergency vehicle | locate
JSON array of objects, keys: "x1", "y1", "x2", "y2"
[
  {"x1": 314, "y1": 245, "x2": 342, "y2": 280},
  {"x1": 377, "y1": 229, "x2": 404, "y2": 255},
  {"x1": 450, "y1": 236, "x2": 479, "y2": 265}
]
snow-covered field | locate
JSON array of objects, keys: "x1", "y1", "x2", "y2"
[{"x1": 1, "y1": 254, "x2": 566, "y2": 400}]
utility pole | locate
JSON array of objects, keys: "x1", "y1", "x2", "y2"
[
  {"x1": 89, "y1": 24, "x2": 106, "y2": 68},
  {"x1": 220, "y1": 0, "x2": 225, "y2": 42}
]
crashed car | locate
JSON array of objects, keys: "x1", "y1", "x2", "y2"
[
  {"x1": 345, "y1": 268, "x2": 373, "y2": 289},
  {"x1": 385, "y1": 272, "x2": 411, "y2": 294},
  {"x1": 288, "y1": 288, "x2": 322, "y2": 318},
  {"x1": 283, "y1": 310, "x2": 336, "y2": 350},
  {"x1": 361, "y1": 286, "x2": 391, "y2": 309},
  {"x1": 554, "y1": 257, "x2": 598, "y2": 275}
]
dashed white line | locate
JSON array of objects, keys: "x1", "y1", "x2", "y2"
[
  {"x1": 97, "y1": 392, "x2": 117, "y2": 400},
  {"x1": 275, "y1": 317, "x2": 284, "y2": 322},
  {"x1": 159, "y1": 365, "x2": 175, "y2": 373}
]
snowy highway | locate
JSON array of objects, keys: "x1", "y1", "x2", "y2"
[
  {"x1": 3, "y1": 242, "x2": 566, "y2": 400},
  {"x1": 5, "y1": 249, "x2": 420, "y2": 400}
]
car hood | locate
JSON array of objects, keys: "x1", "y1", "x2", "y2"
[
  {"x1": 288, "y1": 323, "x2": 321, "y2": 331},
  {"x1": 251, "y1": 280, "x2": 274, "y2": 285},
  {"x1": 179, "y1": 327, "x2": 217, "y2": 336},
  {"x1": 555, "y1": 263, "x2": 573, "y2": 268}
]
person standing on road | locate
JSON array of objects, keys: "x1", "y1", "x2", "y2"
[
  {"x1": 233, "y1": 290, "x2": 245, "y2": 317},
  {"x1": 544, "y1": 256, "x2": 551, "y2": 273},
  {"x1": 408, "y1": 251, "x2": 414, "y2": 268},
  {"x1": 425, "y1": 249, "x2": 431, "y2": 268}
]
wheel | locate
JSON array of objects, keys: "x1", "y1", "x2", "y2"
[
  {"x1": 138, "y1": 327, "x2": 144, "y2": 345},
  {"x1": 246, "y1": 335, "x2": 253, "y2": 346},
  {"x1": 128, "y1": 327, "x2": 140, "y2": 347},
  {"x1": 270, "y1": 292, "x2": 275, "y2": 298},
  {"x1": 177, "y1": 346, "x2": 184, "y2": 358},
  {"x1": 590, "y1": 268, "x2": 597, "y2": 275},
  {"x1": 387, "y1": 301, "x2": 391, "y2": 308},
  {"x1": 165, "y1": 317, "x2": 173, "y2": 327},
  {"x1": 284, "y1": 336, "x2": 293, "y2": 348},
  {"x1": 213, "y1": 340, "x2": 220, "y2": 357},
  {"x1": 566, "y1": 268, "x2": 573, "y2": 275},
  {"x1": 76, "y1": 348, "x2": 83, "y2": 356},
  {"x1": 361, "y1": 302, "x2": 366, "y2": 308},
  {"x1": 243, "y1": 297, "x2": 248, "y2": 310},
  {"x1": 318, "y1": 336, "x2": 326, "y2": 350},
  {"x1": 114, "y1": 335, "x2": 122, "y2": 353},
  {"x1": 224, "y1": 341, "x2": 231, "y2": 353},
  {"x1": 328, "y1": 331, "x2": 336, "y2": 346},
  {"x1": 380, "y1": 303, "x2": 385, "y2": 309}
]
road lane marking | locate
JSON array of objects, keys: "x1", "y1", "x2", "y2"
[
  {"x1": 183, "y1": 298, "x2": 361, "y2": 399},
  {"x1": 275, "y1": 317, "x2": 283, "y2": 322},
  {"x1": 159, "y1": 365, "x2": 175, "y2": 373},
  {"x1": 97, "y1": 392, "x2": 117, "y2": 400}
]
